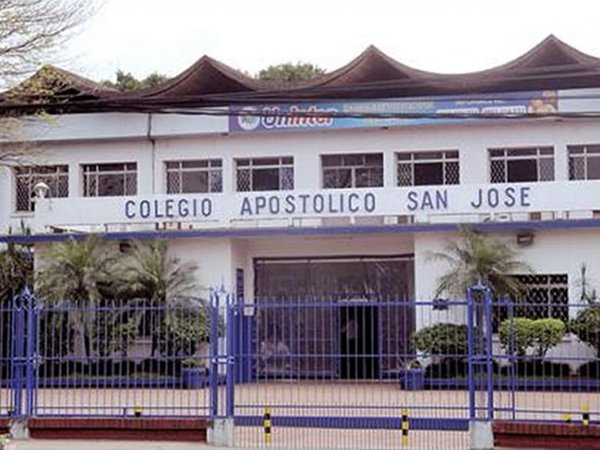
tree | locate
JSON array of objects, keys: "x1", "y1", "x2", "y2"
[
  {"x1": 36, "y1": 234, "x2": 117, "y2": 358},
  {"x1": 257, "y1": 62, "x2": 325, "y2": 82},
  {"x1": 0, "y1": 0, "x2": 97, "y2": 166},
  {"x1": 0, "y1": 0, "x2": 96, "y2": 86},
  {"x1": 0, "y1": 228, "x2": 33, "y2": 302},
  {"x1": 117, "y1": 240, "x2": 199, "y2": 357},
  {"x1": 101, "y1": 70, "x2": 169, "y2": 92},
  {"x1": 430, "y1": 227, "x2": 531, "y2": 298}
]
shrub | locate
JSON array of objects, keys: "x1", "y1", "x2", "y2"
[
  {"x1": 531, "y1": 318, "x2": 565, "y2": 357},
  {"x1": 570, "y1": 307, "x2": 600, "y2": 356},
  {"x1": 412, "y1": 323, "x2": 468, "y2": 357},
  {"x1": 499, "y1": 318, "x2": 534, "y2": 356}
]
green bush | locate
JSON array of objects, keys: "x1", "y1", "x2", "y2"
[
  {"x1": 570, "y1": 307, "x2": 600, "y2": 356},
  {"x1": 500, "y1": 317, "x2": 566, "y2": 357},
  {"x1": 499, "y1": 318, "x2": 534, "y2": 356},
  {"x1": 531, "y1": 318, "x2": 565, "y2": 357},
  {"x1": 412, "y1": 323, "x2": 468, "y2": 357}
]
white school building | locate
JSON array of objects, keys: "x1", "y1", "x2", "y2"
[{"x1": 2, "y1": 35, "x2": 600, "y2": 366}]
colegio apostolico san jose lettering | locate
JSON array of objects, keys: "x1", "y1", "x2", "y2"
[{"x1": 239, "y1": 192, "x2": 377, "y2": 216}]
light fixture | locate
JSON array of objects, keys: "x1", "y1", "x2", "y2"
[
  {"x1": 516, "y1": 231, "x2": 535, "y2": 247},
  {"x1": 33, "y1": 181, "x2": 50, "y2": 199}
]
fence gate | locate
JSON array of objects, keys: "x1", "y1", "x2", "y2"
[{"x1": 229, "y1": 295, "x2": 477, "y2": 450}]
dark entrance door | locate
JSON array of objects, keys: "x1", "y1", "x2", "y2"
[{"x1": 340, "y1": 305, "x2": 378, "y2": 379}]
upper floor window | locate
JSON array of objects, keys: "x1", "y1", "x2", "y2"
[
  {"x1": 568, "y1": 145, "x2": 600, "y2": 180},
  {"x1": 397, "y1": 151, "x2": 459, "y2": 186},
  {"x1": 236, "y1": 157, "x2": 293, "y2": 192},
  {"x1": 322, "y1": 153, "x2": 383, "y2": 189},
  {"x1": 14, "y1": 165, "x2": 68, "y2": 212},
  {"x1": 83, "y1": 163, "x2": 137, "y2": 197},
  {"x1": 489, "y1": 147, "x2": 554, "y2": 183},
  {"x1": 166, "y1": 159, "x2": 222, "y2": 194}
]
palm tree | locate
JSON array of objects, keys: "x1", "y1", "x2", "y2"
[
  {"x1": 36, "y1": 234, "x2": 117, "y2": 358},
  {"x1": 37, "y1": 234, "x2": 116, "y2": 304},
  {"x1": 430, "y1": 226, "x2": 531, "y2": 299},
  {"x1": 118, "y1": 239, "x2": 199, "y2": 356},
  {"x1": 0, "y1": 241, "x2": 33, "y2": 303}
]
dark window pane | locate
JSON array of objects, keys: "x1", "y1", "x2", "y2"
[
  {"x1": 322, "y1": 155, "x2": 342, "y2": 167},
  {"x1": 489, "y1": 149, "x2": 504, "y2": 157},
  {"x1": 343, "y1": 154, "x2": 363, "y2": 166},
  {"x1": 414, "y1": 152, "x2": 443, "y2": 160},
  {"x1": 490, "y1": 160, "x2": 506, "y2": 183},
  {"x1": 97, "y1": 174, "x2": 125, "y2": 196},
  {"x1": 397, "y1": 153, "x2": 412, "y2": 161},
  {"x1": 182, "y1": 160, "x2": 207, "y2": 169},
  {"x1": 355, "y1": 167, "x2": 383, "y2": 187},
  {"x1": 182, "y1": 171, "x2": 209, "y2": 193},
  {"x1": 323, "y1": 168, "x2": 351, "y2": 189},
  {"x1": 587, "y1": 156, "x2": 600, "y2": 180},
  {"x1": 252, "y1": 168, "x2": 280, "y2": 191},
  {"x1": 210, "y1": 170, "x2": 223, "y2": 192},
  {"x1": 165, "y1": 161, "x2": 179, "y2": 169},
  {"x1": 414, "y1": 162, "x2": 444, "y2": 185},
  {"x1": 507, "y1": 148, "x2": 536, "y2": 157},
  {"x1": 253, "y1": 158, "x2": 279, "y2": 166},
  {"x1": 397, "y1": 163, "x2": 412, "y2": 186},
  {"x1": 568, "y1": 146, "x2": 584, "y2": 155},
  {"x1": 237, "y1": 159, "x2": 250, "y2": 167},
  {"x1": 281, "y1": 157, "x2": 293, "y2": 165},
  {"x1": 167, "y1": 171, "x2": 181, "y2": 194},
  {"x1": 237, "y1": 169, "x2": 251, "y2": 191},
  {"x1": 363, "y1": 153, "x2": 383, "y2": 166},
  {"x1": 211, "y1": 159, "x2": 223, "y2": 167},
  {"x1": 507, "y1": 159, "x2": 537, "y2": 182}
]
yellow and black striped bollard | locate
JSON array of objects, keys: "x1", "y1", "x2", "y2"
[
  {"x1": 264, "y1": 407, "x2": 272, "y2": 444},
  {"x1": 401, "y1": 408, "x2": 409, "y2": 447},
  {"x1": 562, "y1": 413, "x2": 572, "y2": 424},
  {"x1": 133, "y1": 405, "x2": 142, "y2": 417},
  {"x1": 582, "y1": 406, "x2": 590, "y2": 426}
]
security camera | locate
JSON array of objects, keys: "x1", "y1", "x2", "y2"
[{"x1": 33, "y1": 181, "x2": 50, "y2": 199}]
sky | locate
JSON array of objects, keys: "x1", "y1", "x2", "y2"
[{"x1": 63, "y1": 0, "x2": 600, "y2": 83}]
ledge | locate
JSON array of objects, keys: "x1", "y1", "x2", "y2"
[
  {"x1": 27, "y1": 418, "x2": 207, "y2": 441},
  {"x1": 493, "y1": 421, "x2": 600, "y2": 449}
]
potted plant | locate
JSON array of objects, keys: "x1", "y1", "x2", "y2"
[
  {"x1": 399, "y1": 358, "x2": 425, "y2": 390},
  {"x1": 181, "y1": 357, "x2": 209, "y2": 389}
]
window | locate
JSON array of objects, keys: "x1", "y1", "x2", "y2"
[
  {"x1": 397, "y1": 151, "x2": 459, "y2": 186},
  {"x1": 489, "y1": 147, "x2": 554, "y2": 183},
  {"x1": 568, "y1": 144, "x2": 600, "y2": 180},
  {"x1": 493, "y1": 274, "x2": 568, "y2": 331},
  {"x1": 14, "y1": 165, "x2": 69, "y2": 212},
  {"x1": 83, "y1": 163, "x2": 137, "y2": 197},
  {"x1": 165, "y1": 159, "x2": 222, "y2": 194},
  {"x1": 322, "y1": 153, "x2": 383, "y2": 189},
  {"x1": 236, "y1": 157, "x2": 293, "y2": 192}
]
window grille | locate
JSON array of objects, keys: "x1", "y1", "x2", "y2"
[
  {"x1": 236, "y1": 157, "x2": 294, "y2": 192},
  {"x1": 397, "y1": 151, "x2": 459, "y2": 186},
  {"x1": 82, "y1": 163, "x2": 137, "y2": 197},
  {"x1": 14, "y1": 165, "x2": 69, "y2": 212},
  {"x1": 489, "y1": 147, "x2": 554, "y2": 183},
  {"x1": 568, "y1": 144, "x2": 600, "y2": 180},
  {"x1": 493, "y1": 274, "x2": 568, "y2": 331},
  {"x1": 322, "y1": 153, "x2": 383, "y2": 189},
  {"x1": 165, "y1": 159, "x2": 222, "y2": 194}
]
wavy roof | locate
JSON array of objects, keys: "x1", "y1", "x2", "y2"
[{"x1": 3, "y1": 34, "x2": 600, "y2": 112}]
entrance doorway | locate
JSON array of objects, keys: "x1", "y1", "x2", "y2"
[{"x1": 340, "y1": 304, "x2": 378, "y2": 379}]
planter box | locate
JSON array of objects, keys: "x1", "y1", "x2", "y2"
[
  {"x1": 182, "y1": 368, "x2": 209, "y2": 389},
  {"x1": 400, "y1": 369, "x2": 426, "y2": 390}
]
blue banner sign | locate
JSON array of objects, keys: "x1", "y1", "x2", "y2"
[{"x1": 229, "y1": 90, "x2": 558, "y2": 133}]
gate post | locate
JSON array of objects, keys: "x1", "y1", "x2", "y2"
[
  {"x1": 467, "y1": 284, "x2": 494, "y2": 450},
  {"x1": 9, "y1": 289, "x2": 32, "y2": 439},
  {"x1": 207, "y1": 288, "x2": 235, "y2": 447}
]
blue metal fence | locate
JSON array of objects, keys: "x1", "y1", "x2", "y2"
[{"x1": 1, "y1": 286, "x2": 599, "y2": 448}]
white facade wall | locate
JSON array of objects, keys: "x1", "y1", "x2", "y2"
[{"x1": 2, "y1": 114, "x2": 600, "y2": 315}]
